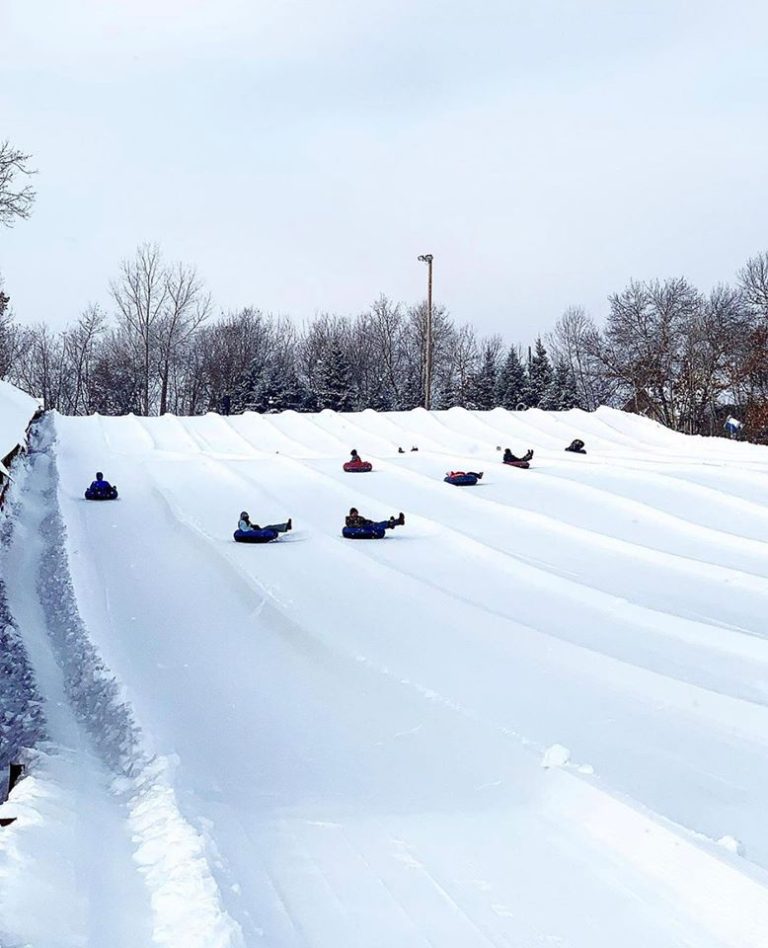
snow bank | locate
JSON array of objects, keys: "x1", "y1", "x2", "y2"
[{"x1": 0, "y1": 379, "x2": 39, "y2": 462}]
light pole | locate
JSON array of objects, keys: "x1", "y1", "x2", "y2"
[{"x1": 417, "y1": 253, "x2": 433, "y2": 410}]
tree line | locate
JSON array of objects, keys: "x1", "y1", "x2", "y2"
[
  {"x1": 0, "y1": 243, "x2": 584, "y2": 418},
  {"x1": 2, "y1": 137, "x2": 768, "y2": 438}
]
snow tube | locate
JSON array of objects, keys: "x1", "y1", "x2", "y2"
[
  {"x1": 343, "y1": 460, "x2": 372, "y2": 473},
  {"x1": 342, "y1": 525, "x2": 386, "y2": 540},
  {"x1": 233, "y1": 528, "x2": 280, "y2": 544},
  {"x1": 84, "y1": 487, "x2": 118, "y2": 500},
  {"x1": 503, "y1": 460, "x2": 530, "y2": 469},
  {"x1": 444, "y1": 473, "x2": 479, "y2": 486}
]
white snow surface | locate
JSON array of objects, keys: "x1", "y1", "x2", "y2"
[
  {"x1": 3, "y1": 404, "x2": 768, "y2": 946},
  {"x1": 0, "y1": 378, "x2": 38, "y2": 463}
]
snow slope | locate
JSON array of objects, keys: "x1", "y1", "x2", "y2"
[
  {"x1": 3, "y1": 405, "x2": 768, "y2": 946},
  {"x1": 0, "y1": 378, "x2": 38, "y2": 473}
]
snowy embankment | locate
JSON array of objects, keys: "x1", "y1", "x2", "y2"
[{"x1": 4, "y1": 400, "x2": 768, "y2": 946}]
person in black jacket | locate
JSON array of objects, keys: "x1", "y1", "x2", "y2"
[
  {"x1": 345, "y1": 507, "x2": 404, "y2": 530},
  {"x1": 503, "y1": 448, "x2": 533, "y2": 463},
  {"x1": 564, "y1": 439, "x2": 586, "y2": 454}
]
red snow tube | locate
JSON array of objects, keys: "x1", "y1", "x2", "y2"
[
  {"x1": 503, "y1": 460, "x2": 530, "y2": 469},
  {"x1": 343, "y1": 460, "x2": 373, "y2": 473}
]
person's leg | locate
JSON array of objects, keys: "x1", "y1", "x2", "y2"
[{"x1": 263, "y1": 521, "x2": 290, "y2": 533}]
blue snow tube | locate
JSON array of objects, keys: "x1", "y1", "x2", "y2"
[
  {"x1": 444, "y1": 473, "x2": 478, "y2": 486},
  {"x1": 342, "y1": 525, "x2": 387, "y2": 540},
  {"x1": 84, "y1": 486, "x2": 118, "y2": 500},
  {"x1": 233, "y1": 528, "x2": 280, "y2": 544}
]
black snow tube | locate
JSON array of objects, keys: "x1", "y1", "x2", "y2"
[
  {"x1": 444, "y1": 473, "x2": 479, "y2": 486},
  {"x1": 342, "y1": 525, "x2": 387, "y2": 540},
  {"x1": 233, "y1": 528, "x2": 280, "y2": 544},
  {"x1": 84, "y1": 487, "x2": 119, "y2": 500}
]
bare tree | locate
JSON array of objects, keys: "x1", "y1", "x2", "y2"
[
  {"x1": 194, "y1": 308, "x2": 271, "y2": 411},
  {"x1": 439, "y1": 322, "x2": 478, "y2": 408},
  {"x1": 156, "y1": 263, "x2": 210, "y2": 414},
  {"x1": 591, "y1": 278, "x2": 704, "y2": 428},
  {"x1": 14, "y1": 324, "x2": 65, "y2": 409},
  {"x1": 0, "y1": 141, "x2": 36, "y2": 226},
  {"x1": 0, "y1": 290, "x2": 27, "y2": 380},
  {"x1": 357, "y1": 295, "x2": 407, "y2": 408},
  {"x1": 61, "y1": 306, "x2": 107, "y2": 414},
  {"x1": 547, "y1": 306, "x2": 615, "y2": 410},
  {"x1": 111, "y1": 244, "x2": 168, "y2": 415},
  {"x1": 738, "y1": 252, "x2": 768, "y2": 320}
]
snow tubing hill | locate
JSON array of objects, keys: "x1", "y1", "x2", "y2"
[
  {"x1": 444, "y1": 473, "x2": 479, "y2": 486},
  {"x1": 342, "y1": 525, "x2": 387, "y2": 540},
  {"x1": 503, "y1": 460, "x2": 530, "y2": 469},
  {"x1": 233, "y1": 528, "x2": 280, "y2": 544},
  {"x1": 343, "y1": 460, "x2": 373, "y2": 473},
  {"x1": 84, "y1": 487, "x2": 118, "y2": 500}
]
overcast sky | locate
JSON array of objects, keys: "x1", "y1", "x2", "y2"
[{"x1": 1, "y1": 0, "x2": 767, "y2": 342}]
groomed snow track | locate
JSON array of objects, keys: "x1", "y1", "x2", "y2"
[{"x1": 3, "y1": 405, "x2": 768, "y2": 946}]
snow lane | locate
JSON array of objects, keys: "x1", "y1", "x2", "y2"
[
  {"x1": 45, "y1": 408, "x2": 768, "y2": 946},
  {"x1": 4, "y1": 422, "x2": 244, "y2": 948},
  {"x1": 0, "y1": 448, "x2": 153, "y2": 948}
]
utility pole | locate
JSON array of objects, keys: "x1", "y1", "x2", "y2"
[{"x1": 417, "y1": 254, "x2": 434, "y2": 410}]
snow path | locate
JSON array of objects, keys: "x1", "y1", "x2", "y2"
[
  {"x1": 0, "y1": 423, "x2": 242, "y2": 948},
  {"x1": 2, "y1": 405, "x2": 757, "y2": 946},
  {"x1": 0, "y1": 447, "x2": 152, "y2": 947}
]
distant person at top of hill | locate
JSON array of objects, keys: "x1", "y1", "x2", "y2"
[
  {"x1": 503, "y1": 448, "x2": 533, "y2": 463},
  {"x1": 89, "y1": 472, "x2": 112, "y2": 492},
  {"x1": 345, "y1": 507, "x2": 404, "y2": 530},
  {"x1": 564, "y1": 439, "x2": 586, "y2": 454},
  {"x1": 238, "y1": 511, "x2": 292, "y2": 533}
]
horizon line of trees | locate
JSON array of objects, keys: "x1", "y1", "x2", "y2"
[
  {"x1": 2, "y1": 243, "x2": 768, "y2": 441},
  {"x1": 0, "y1": 244, "x2": 582, "y2": 418},
  {"x1": 3, "y1": 138, "x2": 768, "y2": 439}
]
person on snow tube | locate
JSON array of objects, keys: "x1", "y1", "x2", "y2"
[
  {"x1": 565, "y1": 439, "x2": 586, "y2": 454},
  {"x1": 86, "y1": 472, "x2": 118, "y2": 498},
  {"x1": 446, "y1": 471, "x2": 483, "y2": 479},
  {"x1": 344, "y1": 449, "x2": 372, "y2": 472},
  {"x1": 503, "y1": 448, "x2": 533, "y2": 463},
  {"x1": 345, "y1": 507, "x2": 405, "y2": 531},
  {"x1": 238, "y1": 511, "x2": 292, "y2": 534},
  {"x1": 89, "y1": 472, "x2": 113, "y2": 492}
]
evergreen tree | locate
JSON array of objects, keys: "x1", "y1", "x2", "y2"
[
  {"x1": 494, "y1": 345, "x2": 527, "y2": 409},
  {"x1": 540, "y1": 360, "x2": 580, "y2": 411},
  {"x1": 315, "y1": 342, "x2": 354, "y2": 410},
  {"x1": 469, "y1": 344, "x2": 499, "y2": 409},
  {"x1": 524, "y1": 337, "x2": 553, "y2": 407},
  {"x1": 556, "y1": 362, "x2": 579, "y2": 409}
]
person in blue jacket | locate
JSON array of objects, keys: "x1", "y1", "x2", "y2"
[
  {"x1": 238, "y1": 511, "x2": 292, "y2": 533},
  {"x1": 89, "y1": 472, "x2": 113, "y2": 492}
]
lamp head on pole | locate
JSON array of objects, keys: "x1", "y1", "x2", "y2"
[{"x1": 417, "y1": 253, "x2": 433, "y2": 264}]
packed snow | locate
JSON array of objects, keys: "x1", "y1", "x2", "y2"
[{"x1": 3, "y1": 399, "x2": 768, "y2": 947}]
